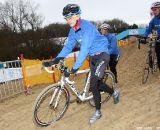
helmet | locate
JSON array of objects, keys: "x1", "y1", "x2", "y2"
[
  {"x1": 62, "y1": 4, "x2": 81, "y2": 18},
  {"x1": 151, "y1": 1, "x2": 160, "y2": 9},
  {"x1": 100, "y1": 23, "x2": 111, "y2": 30}
]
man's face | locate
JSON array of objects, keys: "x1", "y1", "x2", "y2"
[
  {"x1": 100, "y1": 28, "x2": 108, "y2": 35},
  {"x1": 65, "y1": 15, "x2": 79, "y2": 27},
  {"x1": 151, "y1": 7, "x2": 160, "y2": 16}
]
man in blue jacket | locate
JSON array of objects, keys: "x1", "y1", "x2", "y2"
[
  {"x1": 142, "y1": 1, "x2": 160, "y2": 72},
  {"x1": 43, "y1": 4, "x2": 119, "y2": 124},
  {"x1": 100, "y1": 23, "x2": 120, "y2": 83}
]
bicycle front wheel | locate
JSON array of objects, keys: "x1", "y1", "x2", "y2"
[
  {"x1": 142, "y1": 68, "x2": 149, "y2": 84},
  {"x1": 153, "y1": 62, "x2": 158, "y2": 72},
  {"x1": 152, "y1": 56, "x2": 158, "y2": 73},
  {"x1": 32, "y1": 84, "x2": 70, "y2": 127},
  {"x1": 89, "y1": 71, "x2": 116, "y2": 107}
]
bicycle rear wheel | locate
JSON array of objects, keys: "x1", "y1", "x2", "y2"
[
  {"x1": 89, "y1": 71, "x2": 116, "y2": 107},
  {"x1": 142, "y1": 68, "x2": 149, "y2": 84},
  {"x1": 32, "y1": 84, "x2": 70, "y2": 127}
]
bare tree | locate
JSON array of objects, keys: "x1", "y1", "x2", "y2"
[
  {"x1": 25, "y1": 1, "x2": 44, "y2": 31},
  {"x1": 0, "y1": 0, "x2": 43, "y2": 33},
  {"x1": 0, "y1": 2, "x2": 12, "y2": 31}
]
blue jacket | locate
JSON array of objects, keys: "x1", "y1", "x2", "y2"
[
  {"x1": 57, "y1": 19, "x2": 110, "y2": 70},
  {"x1": 144, "y1": 16, "x2": 160, "y2": 38},
  {"x1": 104, "y1": 33, "x2": 120, "y2": 56}
]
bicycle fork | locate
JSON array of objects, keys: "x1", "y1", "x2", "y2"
[{"x1": 49, "y1": 87, "x2": 62, "y2": 109}]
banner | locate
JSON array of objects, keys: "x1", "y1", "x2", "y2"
[
  {"x1": 0, "y1": 69, "x2": 5, "y2": 83},
  {"x1": 0, "y1": 68, "x2": 22, "y2": 83}
]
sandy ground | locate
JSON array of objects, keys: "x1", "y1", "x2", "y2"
[{"x1": 0, "y1": 43, "x2": 160, "y2": 130}]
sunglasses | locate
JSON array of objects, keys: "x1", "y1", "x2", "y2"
[
  {"x1": 151, "y1": 8, "x2": 159, "y2": 11},
  {"x1": 65, "y1": 15, "x2": 77, "y2": 20}
]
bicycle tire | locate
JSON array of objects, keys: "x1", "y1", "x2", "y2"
[
  {"x1": 149, "y1": 54, "x2": 153, "y2": 69},
  {"x1": 153, "y1": 62, "x2": 158, "y2": 72},
  {"x1": 89, "y1": 71, "x2": 116, "y2": 107},
  {"x1": 142, "y1": 68, "x2": 149, "y2": 84},
  {"x1": 32, "y1": 84, "x2": 70, "y2": 127},
  {"x1": 152, "y1": 55, "x2": 158, "y2": 72}
]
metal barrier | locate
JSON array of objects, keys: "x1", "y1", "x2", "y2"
[{"x1": 0, "y1": 60, "x2": 24, "y2": 100}]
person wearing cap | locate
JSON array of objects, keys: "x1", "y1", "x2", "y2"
[
  {"x1": 100, "y1": 23, "x2": 120, "y2": 83},
  {"x1": 43, "y1": 4, "x2": 120, "y2": 124}
]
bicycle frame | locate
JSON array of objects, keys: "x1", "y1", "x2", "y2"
[
  {"x1": 59, "y1": 69, "x2": 93, "y2": 102},
  {"x1": 45, "y1": 64, "x2": 93, "y2": 102}
]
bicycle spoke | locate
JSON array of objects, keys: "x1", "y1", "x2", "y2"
[{"x1": 32, "y1": 85, "x2": 70, "y2": 127}]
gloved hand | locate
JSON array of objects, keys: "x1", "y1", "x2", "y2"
[
  {"x1": 42, "y1": 57, "x2": 64, "y2": 67},
  {"x1": 139, "y1": 37, "x2": 147, "y2": 44},
  {"x1": 64, "y1": 68, "x2": 78, "y2": 77}
]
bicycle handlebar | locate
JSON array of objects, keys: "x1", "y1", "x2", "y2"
[
  {"x1": 43, "y1": 65, "x2": 90, "y2": 74},
  {"x1": 43, "y1": 67, "x2": 75, "y2": 84},
  {"x1": 137, "y1": 36, "x2": 157, "y2": 50},
  {"x1": 43, "y1": 66, "x2": 56, "y2": 73},
  {"x1": 43, "y1": 66, "x2": 75, "y2": 84},
  {"x1": 42, "y1": 60, "x2": 64, "y2": 73},
  {"x1": 135, "y1": 35, "x2": 145, "y2": 50},
  {"x1": 42, "y1": 60, "x2": 90, "y2": 85}
]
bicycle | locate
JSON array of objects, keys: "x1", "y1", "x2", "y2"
[
  {"x1": 138, "y1": 30, "x2": 158, "y2": 84},
  {"x1": 32, "y1": 60, "x2": 116, "y2": 127}
]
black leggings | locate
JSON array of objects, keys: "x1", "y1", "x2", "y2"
[
  {"x1": 90, "y1": 53, "x2": 114, "y2": 110},
  {"x1": 109, "y1": 54, "x2": 119, "y2": 79},
  {"x1": 155, "y1": 43, "x2": 160, "y2": 70}
]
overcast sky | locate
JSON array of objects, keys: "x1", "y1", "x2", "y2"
[{"x1": 0, "y1": 0, "x2": 157, "y2": 26}]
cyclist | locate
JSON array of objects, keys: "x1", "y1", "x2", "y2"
[
  {"x1": 42, "y1": 4, "x2": 120, "y2": 124},
  {"x1": 142, "y1": 1, "x2": 160, "y2": 73},
  {"x1": 100, "y1": 23, "x2": 120, "y2": 83}
]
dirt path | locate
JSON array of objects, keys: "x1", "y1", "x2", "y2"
[{"x1": 0, "y1": 43, "x2": 160, "y2": 130}]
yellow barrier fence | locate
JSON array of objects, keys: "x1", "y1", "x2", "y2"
[
  {"x1": 21, "y1": 54, "x2": 90, "y2": 88},
  {"x1": 118, "y1": 37, "x2": 137, "y2": 47},
  {"x1": 118, "y1": 40, "x2": 129, "y2": 47}
]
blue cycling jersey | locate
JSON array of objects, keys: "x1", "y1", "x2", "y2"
[
  {"x1": 144, "y1": 16, "x2": 160, "y2": 38},
  {"x1": 104, "y1": 33, "x2": 120, "y2": 55},
  {"x1": 57, "y1": 19, "x2": 110, "y2": 70}
]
